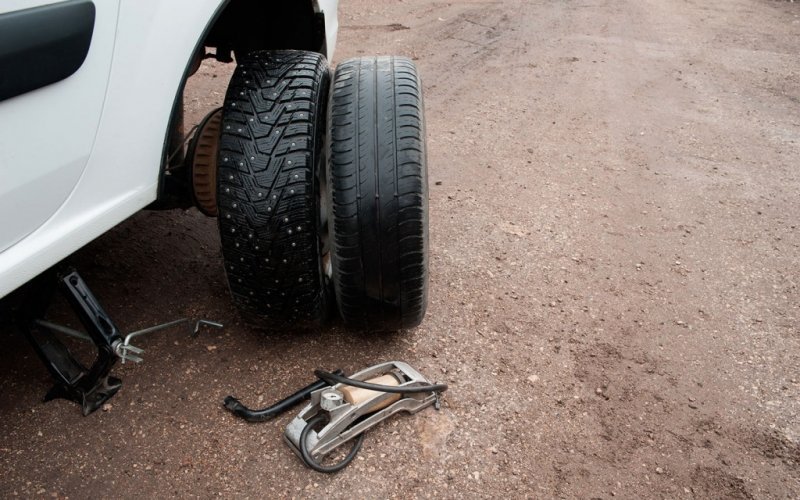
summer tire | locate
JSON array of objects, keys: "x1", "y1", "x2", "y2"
[{"x1": 327, "y1": 56, "x2": 429, "y2": 330}]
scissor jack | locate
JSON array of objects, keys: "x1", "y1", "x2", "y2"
[{"x1": 16, "y1": 268, "x2": 221, "y2": 415}]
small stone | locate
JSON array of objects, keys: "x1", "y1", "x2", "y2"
[
  {"x1": 655, "y1": 467, "x2": 664, "y2": 474},
  {"x1": 206, "y1": 345, "x2": 218, "y2": 352},
  {"x1": 527, "y1": 375, "x2": 540, "y2": 384},
  {"x1": 595, "y1": 387, "x2": 603, "y2": 395},
  {"x1": 102, "y1": 403, "x2": 112, "y2": 412}
]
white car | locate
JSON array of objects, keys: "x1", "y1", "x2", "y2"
[{"x1": 0, "y1": 0, "x2": 429, "y2": 413}]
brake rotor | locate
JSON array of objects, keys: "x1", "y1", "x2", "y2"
[{"x1": 190, "y1": 107, "x2": 222, "y2": 216}]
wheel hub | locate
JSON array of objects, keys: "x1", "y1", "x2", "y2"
[{"x1": 190, "y1": 107, "x2": 222, "y2": 217}]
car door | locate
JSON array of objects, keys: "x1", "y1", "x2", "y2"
[{"x1": 0, "y1": 0, "x2": 119, "y2": 252}]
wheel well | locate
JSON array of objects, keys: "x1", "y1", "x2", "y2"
[
  {"x1": 155, "y1": 0, "x2": 327, "y2": 209},
  {"x1": 204, "y1": 0, "x2": 326, "y2": 60}
]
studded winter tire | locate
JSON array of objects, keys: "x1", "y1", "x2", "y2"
[
  {"x1": 217, "y1": 50, "x2": 330, "y2": 325},
  {"x1": 327, "y1": 56, "x2": 429, "y2": 331}
]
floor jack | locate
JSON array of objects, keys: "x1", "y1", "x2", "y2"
[
  {"x1": 15, "y1": 268, "x2": 221, "y2": 415},
  {"x1": 225, "y1": 362, "x2": 448, "y2": 473}
]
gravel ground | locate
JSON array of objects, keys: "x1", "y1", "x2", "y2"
[{"x1": 1, "y1": 0, "x2": 798, "y2": 498}]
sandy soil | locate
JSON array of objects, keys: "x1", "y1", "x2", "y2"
[{"x1": 1, "y1": 0, "x2": 799, "y2": 497}]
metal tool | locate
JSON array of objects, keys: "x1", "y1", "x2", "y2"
[
  {"x1": 17, "y1": 267, "x2": 223, "y2": 415},
  {"x1": 284, "y1": 362, "x2": 448, "y2": 473},
  {"x1": 37, "y1": 317, "x2": 223, "y2": 364}
]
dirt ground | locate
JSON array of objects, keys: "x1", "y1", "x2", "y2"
[{"x1": 1, "y1": 0, "x2": 799, "y2": 497}]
